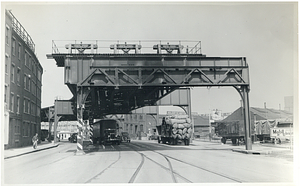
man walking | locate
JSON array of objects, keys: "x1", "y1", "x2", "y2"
[{"x1": 32, "y1": 133, "x2": 38, "y2": 149}]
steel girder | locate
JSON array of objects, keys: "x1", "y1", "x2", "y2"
[
  {"x1": 76, "y1": 86, "x2": 177, "y2": 119},
  {"x1": 77, "y1": 66, "x2": 249, "y2": 88},
  {"x1": 48, "y1": 53, "x2": 250, "y2": 127},
  {"x1": 47, "y1": 53, "x2": 251, "y2": 151}
]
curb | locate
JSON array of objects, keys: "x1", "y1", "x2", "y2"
[
  {"x1": 232, "y1": 149, "x2": 272, "y2": 155},
  {"x1": 4, "y1": 144, "x2": 60, "y2": 159}
]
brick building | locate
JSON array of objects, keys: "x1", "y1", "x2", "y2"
[{"x1": 3, "y1": 10, "x2": 43, "y2": 148}]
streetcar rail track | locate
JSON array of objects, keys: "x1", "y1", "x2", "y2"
[
  {"x1": 85, "y1": 144, "x2": 145, "y2": 184},
  {"x1": 85, "y1": 150, "x2": 121, "y2": 183},
  {"x1": 131, "y1": 142, "x2": 243, "y2": 183},
  {"x1": 126, "y1": 143, "x2": 192, "y2": 183},
  {"x1": 128, "y1": 153, "x2": 145, "y2": 183}
]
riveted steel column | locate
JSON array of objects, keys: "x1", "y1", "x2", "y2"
[
  {"x1": 76, "y1": 87, "x2": 85, "y2": 155},
  {"x1": 54, "y1": 103, "x2": 58, "y2": 143},
  {"x1": 242, "y1": 86, "x2": 252, "y2": 150},
  {"x1": 187, "y1": 88, "x2": 194, "y2": 142},
  {"x1": 47, "y1": 107, "x2": 54, "y2": 142}
]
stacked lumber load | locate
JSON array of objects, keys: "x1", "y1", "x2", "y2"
[{"x1": 165, "y1": 115, "x2": 193, "y2": 140}]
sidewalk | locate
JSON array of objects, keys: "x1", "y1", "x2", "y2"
[
  {"x1": 192, "y1": 138, "x2": 293, "y2": 155},
  {"x1": 4, "y1": 141, "x2": 60, "y2": 159}
]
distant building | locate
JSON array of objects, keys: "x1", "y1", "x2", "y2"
[
  {"x1": 284, "y1": 96, "x2": 293, "y2": 113},
  {"x1": 41, "y1": 121, "x2": 77, "y2": 140},
  {"x1": 3, "y1": 10, "x2": 43, "y2": 148},
  {"x1": 123, "y1": 113, "x2": 155, "y2": 139},
  {"x1": 193, "y1": 115, "x2": 210, "y2": 138},
  {"x1": 215, "y1": 107, "x2": 293, "y2": 141},
  {"x1": 222, "y1": 107, "x2": 293, "y2": 122}
]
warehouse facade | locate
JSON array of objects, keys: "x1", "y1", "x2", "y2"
[{"x1": 3, "y1": 10, "x2": 43, "y2": 149}]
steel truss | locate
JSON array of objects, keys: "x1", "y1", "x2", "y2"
[{"x1": 47, "y1": 45, "x2": 252, "y2": 153}]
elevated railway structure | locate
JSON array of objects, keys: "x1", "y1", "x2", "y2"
[{"x1": 47, "y1": 40, "x2": 252, "y2": 153}]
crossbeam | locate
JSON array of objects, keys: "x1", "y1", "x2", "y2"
[{"x1": 47, "y1": 41, "x2": 252, "y2": 152}]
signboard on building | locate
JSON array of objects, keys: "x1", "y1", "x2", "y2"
[
  {"x1": 270, "y1": 127, "x2": 293, "y2": 139},
  {"x1": 211, "y1": 109, "x2": 223, "y2": 121}
]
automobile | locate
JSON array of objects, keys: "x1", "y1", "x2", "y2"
[
  {"x1": 68, "y1": 133, "x2": 78, "y2": 143},
  {"x1": 41, "y1": 129, "x2": 48, "y2": 141},
  {"x1": 47, "y1": 134, "x2": 60, "y2": 142},
  {"x1": 121, "y1": 132, "x2": 131, "y2": 142},
  {"x1": 148, "y1": 134, "x2": 158, "y2": 140}
]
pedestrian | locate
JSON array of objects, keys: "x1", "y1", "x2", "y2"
[{"x1": 32, "y1": 133, "x2": 38, "y2": 149}]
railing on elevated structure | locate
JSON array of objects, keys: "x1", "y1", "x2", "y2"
[{"x1": 51, "y1": 40, "x2": 202, "y2": 55}]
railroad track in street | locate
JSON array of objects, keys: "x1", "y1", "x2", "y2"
[
  {"x1": 84, "y1": 141, "x2": 243, "y2": 183},
  {"x1": 84, "y1": 150, "x2": 121, "y2": 183},
  {"x1": 126, "y1": 143, "x2": 188, "y2": 183},
  {"x1": 127, "y1": 142, "x2": 243, "y2": 183},
  {"x1": 84, "y1": 142, "x2": 187, "y2": 183}
]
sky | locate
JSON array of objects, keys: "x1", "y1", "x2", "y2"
[{"x1": 1, "y1": 2, "x2": 297, "y2": 115}]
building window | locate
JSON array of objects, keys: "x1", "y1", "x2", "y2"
[
  {"x1": 32, "y1": 61, "x2": 35, "y2": 74},
  {"x1": 28, "y1": 123, "x2": 31, "y2": 137},
  {"x1": 23, "y1": 122, "x2": 26, "y2": 137},
  {"x1": 15, "y1": 120, "x2": 20, "y2": 135},
  {"x1": 37, "y1": 69, "x2": 41, "y2": 81},
  {"x1": 28, "y1": 101, "x2": 30, "y2": 115},
  {"x1": 5, "y1": 54, "x2": 9, "y2": 74},
  {"x1": 32, "y1": 83, "x2": 36, "y2": 96},
  {"x1": 28, "y1": 77, "x2": 31, "y2": 91},
  {"x1": 31, "y1": 82, "x2": 34, "y2": 94},
  {"x1": 24, "y1": 75, "x2": 27, "y2": 90},
  {"x1": 11, "y1": 64, "x2": 15, "y2": 83},
  {"x1": 12, "y1": 38, "x2": 16, "y2": 56},
  {"x1": 25, "y1": 51, "x2": 28, "y2": 66},
  {"x1": 29, "y1": 56, "x2": 32, "y2": 69},
  {"x1": 34, "y1": 103, "x2": 36, "y2": 116},
  {"x1": 16, "y1": 96, "x2": 20, "y2": 114},
  {"x1": 23, "y1": 121, "x2": 28, "y2": 137},
  {"x1": 5, "y1": 25, "x2": 9, "y2": 45},
  {"x1": 31, "y1": 101, "x2": 34, "y2": 115},
  {"x1": 23, "y1": 99, "x2": 26, "y2": 113},
  {"x1": 18, "y1": 43, "x2": 22, "y2": 60},
  {"x1": 17, "y1": 68, "x2": 20, "y2": 85},
  {"x1": 4, "y1": 85, "x2": 8, "y2": 103},
  {"x1": 10, "y1": 93, "x2": 14, "y2": 112},
  {"x1": 5, "y1": 62, "x2": 8, "y2": 74}
]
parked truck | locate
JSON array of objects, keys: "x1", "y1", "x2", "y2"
[
  {"x1": 215, "y1": 121, "x2": 251, "y2": 144},
  {"x1": 156, "y1": 115, "x2": 193, "y2": 145},
  {"x1": 215, "y1": 119, "x2": 292, "y2": 144},
  {"x1": 92, "y1": 119, "x2": 121, "y2": 145}
]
